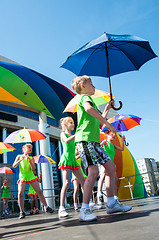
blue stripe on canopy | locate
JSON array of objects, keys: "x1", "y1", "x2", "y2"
[{"x1": 0, "y1": 61, "x2": 75, "y2": 121}]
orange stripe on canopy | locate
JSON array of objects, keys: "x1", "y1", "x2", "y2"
[{"x1": 0, "y1": 86, "x2": 25, "y2": 104}]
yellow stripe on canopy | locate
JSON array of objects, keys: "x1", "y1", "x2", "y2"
[{"x1": 117, "y1": 136, "x2": 135, "y2": 200}]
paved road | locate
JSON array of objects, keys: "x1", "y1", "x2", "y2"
[{"x1": 1, "y1": 197, "x2": 159, "y2": 240}]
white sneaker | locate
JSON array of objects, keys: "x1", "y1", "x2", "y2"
[
  {"x1": 92, "y1": 204, "x2": 103, "y2": 210},
  {"x1": 106, "y1": 201, "x2": 132, "y2": 214},
  {"x1": 116, "y1": 200, "x2": 132, "y2": 212},
  {"x1": 58, "y1": 209, "x2": 69, "y2": 218},
  {"x1": 79, "y1": 208, "x2": 97, "y2": 222},
  {"x1": 89, "y1": 201, "x2": 95, "y2": 208},
  {"x1": 74, "y1": 206, "x2": 78, "y2": 211}
]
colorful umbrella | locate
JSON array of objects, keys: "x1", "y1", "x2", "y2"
[
  {"x1": 91, "y1": 89, "x2": 116, "y2": 106},
  {"x1": 61, "y1": 33, "x2": 157, "y2": 110},
  {"x1": 100, "y1": 132, "x2": 146, "y2": 200},
  {"x1": 102, "y1": 114, "x2": 142, "y2": 132},
  {"x1": 34, "y1": 155, "x2": 56, "y2": 164},
  {"x1": 0, "y1": 166, "x2": 15, "y2": 174},
  {"x1": 0, "y1": 142, "x2": 15, "y2": 154},
  {"x1": 0, "y1": 60, "x2": 75, "y2": 121},
  {"x1": 4, "y1": 128, "x2": 46, "y2": 144},
  {"x1": 63, "y1": 89, "x2": 115, "y2": 113}
]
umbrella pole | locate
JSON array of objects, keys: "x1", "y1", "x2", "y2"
[{"x1": 105, "y1": 43, "x2": 123, "y2": 111}]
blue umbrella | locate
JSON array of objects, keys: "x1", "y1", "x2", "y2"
[{"x1": 61, "y1": 33, "x2": 157, "y2": 110}]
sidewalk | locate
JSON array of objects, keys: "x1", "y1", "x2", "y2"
[{"x1": 0, "y1": 196, "x2": 159, "y2": 240}]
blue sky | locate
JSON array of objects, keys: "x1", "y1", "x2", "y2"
[{"x1": 0, "y1": 0, "x2": 159, "y2": 161}]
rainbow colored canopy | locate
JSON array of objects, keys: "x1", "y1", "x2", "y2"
[
  {"x1": 0, "y1": 166, "x2": 15, "y2": 174},
  {"x1": 63, "y1": 89, "x2": 115, "y2": 113},
  {"x1": 100, "y1": 132, "x2": 147, "y2": 200},
  {"x1": 0, "y1": 61, "x2": 75, "y2": 121},
  {"x1": 0, "y1": 142, "x2": 15, "y2": 154},
  {"x1": 4, "y1": 128, "x2": 46, "y2": 143},
  {"x1": 102, "y1": 114, "x2": 142, "y2": 132},
  {"x1": 34, "y1": 155, "x2": 56, "y2": 164}
]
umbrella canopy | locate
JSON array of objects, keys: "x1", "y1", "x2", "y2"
[
  {"x1": 61, "y1": 33, "x2": 157, "y2": 110},
  {"x1": 0, "y1": 142, "x2": 15, "y2": 154},
  {"x1": 0, "y1": 166, "x2": 15, "y2": 174},
  {"x1": 4, "y1": 128, "x2": 46, "y2": 143},
  {"x1": 91, "y1": 89, "x2": 115, "y2": 106},
  {"x1": 34, "y1": 155, "x2": 56, "y2": 164},
  {"x1": 102, "y1": 114, "x2": 142, "y2": 132},
  {"x1": 0, "y1": 60, "x2": 75, "y2": 121},
  {"x1": 63, "y1": 89, "x2": 115, "y2": 113},
  {"x1": 100, "y1": 132, "x2": 146, "y2": 200}
]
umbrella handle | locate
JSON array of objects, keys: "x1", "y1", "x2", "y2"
[
  {"x1": 111, "y1": 100, "x2": 123, "y2": 111},
  {"x1": 105, "y1": 43, "x2": 123, "y2": 111}
]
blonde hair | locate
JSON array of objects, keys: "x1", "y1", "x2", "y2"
[
  {"x1": 22, "y1": 143, "x2": 32, "y2": 153},
  {"x1": 71, "y1": 75, "x2": 91, "y2": 94},
  {"x1": 60, "y1": 117, "x2": 74, "y2": 131}
]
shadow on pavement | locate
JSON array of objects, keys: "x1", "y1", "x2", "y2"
[
  {"x1": 0, "y1": 224, "x2": 60, "y2": 239},
  {"x1": 1, "y1": 200, "x2": 159, "y2": 239},
  {"x1": 60, "y1": 208, "x2": 159, "y2": 227},
  {"x1": 0, "y1": 216, "x2": 59, "y2": 229}
]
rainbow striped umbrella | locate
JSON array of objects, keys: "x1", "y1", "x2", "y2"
[
  {"x1": 63, "y1": 89, "x2": 115, "y2": 113},
  {"x1": 102, "y1": 114, "x2": 142, "y2": 132},
  {"x1": 0, "y1": 142, "x2": 15, "y2": 154},
  {"x1": 34, "y1": 155, "x2": 56, "y2": 164},
  {"x1": 0, "y1": 60, "x2": 75, "y2": 121},
  {"x1": 4, "y1": 128, "x2": 46, "y2": 143},
  {"x1": 0, "y1": 166, "x2": 15, "y2": 174}
]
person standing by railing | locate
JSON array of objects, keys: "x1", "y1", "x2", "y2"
[
  {"x1": 28, "y1": 171, "x2": 42, "y2": 215},
  {"x1": 1, "y1": 178, "x2": 10, "y2": 217}
]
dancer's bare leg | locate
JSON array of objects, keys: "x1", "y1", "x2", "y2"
[{"x1": 18, "y1": 182, "x2": 26, "y2": 212}]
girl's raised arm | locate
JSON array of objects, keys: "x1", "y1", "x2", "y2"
[
  {"x1": 114, "y1": 135, "x2": 125, "y2": 151},
  {"x1": 12, "y1": 155, "x2": 23, "y2": 168},
  {"x1": 100, "y1": 139, "x2": 108, "y2": 146}
]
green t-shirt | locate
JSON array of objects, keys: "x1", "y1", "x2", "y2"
[
  {"x1": 103, "y1": 141, "x2": 115, "y2": 162},
  {"x1": 75, "y1": 94, "x2": 100, "y2": 143}
]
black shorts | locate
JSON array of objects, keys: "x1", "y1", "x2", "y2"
[{"x1": 76, "y1": 141, "x2": 111, "y2": 169}]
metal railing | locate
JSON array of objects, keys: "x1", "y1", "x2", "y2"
[
  {"x1": 1, "y1": 171, "x2": 159, "y2": 213},
  {"x1": 92, "y1": 171, "x2": 159, "y2": 201}
]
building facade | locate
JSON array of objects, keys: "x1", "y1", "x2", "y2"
[
  {"x1": 0, "y1": 103, "x2": 63, "y2": 211},
  {"x1": 135, "y1": 158, "x2": 158, "y2": 194}
]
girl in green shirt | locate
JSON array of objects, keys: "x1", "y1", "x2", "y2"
[
  {"x1": 58, "y1": 117, "x2": 85, "y2": 218},
  {"x1": 1, "y1": 178, "x2": 10, "y2": 217},
  {"x1": 28, "y1": 171, "x2": 42, "y2": 215},
  {"x1": 98, "y1": 131, "x2": 125, "y2": 204},
  {"x1": 13, "y1": 143, "x2": 53, "y2": 219}
]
